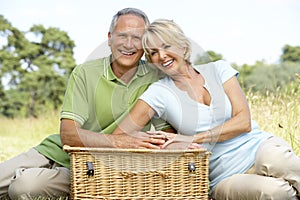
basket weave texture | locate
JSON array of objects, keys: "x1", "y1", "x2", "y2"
[{"x1": 64, "y1": 145, "x2": 210, "y2": 200}]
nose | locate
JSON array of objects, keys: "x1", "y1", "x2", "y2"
[
  {"x1": 158, "y1": 50, "x2": 167, "y2": 60},
  {"x1": 123, "y1": 37, "x2": 134, "y2": 49}
]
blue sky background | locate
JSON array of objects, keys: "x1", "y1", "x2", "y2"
[{"x1": 1, "y1": 0, "x2": 299, "y2": 65}]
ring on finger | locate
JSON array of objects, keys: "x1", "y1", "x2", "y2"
[{"x1": 164, "y1": 134, "x2": 170, "y2": 141}]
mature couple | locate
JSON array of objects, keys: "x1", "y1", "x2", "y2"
[{"x1": 0, "y1": 7, "x2": 299, "y2": 200}]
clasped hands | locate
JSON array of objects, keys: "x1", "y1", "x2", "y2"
[
  {"x1": 147, "y1": 130, "x2": 203, "y2": 150},
  {"x1": 113, "y1": 130, "x2": 202, "y2": 150}
]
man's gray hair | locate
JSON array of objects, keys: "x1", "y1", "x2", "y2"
[{"x1": 109, "y1": 8, "x2": 150, "y2": 33}]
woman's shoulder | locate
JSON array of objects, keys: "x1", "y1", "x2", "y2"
[
  {"x1": 195, "y1": 60, "x2": 237, "y2": 73},
  {"x1": 213, "y1": 60, "x2": 232, "y2": 69},
  {"x1": 154, "y1": 75, "x2": 173, "y2": 84},
  {"x1": 146, "y1": 76, "x2": 175, "y2": 93},
  {"x1": 194, "y1": 60, "x2": 231, "y2": 69}
]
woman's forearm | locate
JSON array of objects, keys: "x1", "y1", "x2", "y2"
[{"x1": 194, "y1": 111, "x2": 251, "y2": 144}]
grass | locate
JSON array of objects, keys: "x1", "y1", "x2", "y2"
[
  {"x1": 247, "y1": 90, "x2": 299, "y2": 155},
  {"x1": 0, "y1": 90, "x2": 299, "y2": 200},
  {"x1": 0, "y1": 111, "x2": 60, "y2": 162}
]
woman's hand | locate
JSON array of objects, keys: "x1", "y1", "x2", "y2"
[
  {"x1": 147, "y1": 131, "x2": 203, "y2": 149},
  {"x1": 147, "y1": 130, "x2": 176, "y2": 140},
  {"x1": 163, "y1": 142, "x2": 203, "y2": 150}
]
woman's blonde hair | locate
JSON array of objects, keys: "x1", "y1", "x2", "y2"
[{"x1": 142, "y1": 19, "x2": 191, "y2": 64}]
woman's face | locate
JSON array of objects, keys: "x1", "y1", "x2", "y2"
[{"x1": 147, "y1": 36, "x2": 186, "y2": 76}]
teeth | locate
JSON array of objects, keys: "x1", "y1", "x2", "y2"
[
  {"x1": 162, "y1": 59, "x2": 173, "y2": 67},
  {"x1": 121, "y1": 51, "x2": 134, "y2": 56}
]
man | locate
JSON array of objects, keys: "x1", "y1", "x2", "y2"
[{"x1": 0, "y1": 8, "x2": 172, "y2": 199}]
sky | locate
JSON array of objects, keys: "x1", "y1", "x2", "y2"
[{"x1": 1, "y1": 0, "x2": 300, "y2": 65}]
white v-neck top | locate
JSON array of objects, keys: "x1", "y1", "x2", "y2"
[{"x1": 140, "y1": 60, "x2": 272, "y2": 192}]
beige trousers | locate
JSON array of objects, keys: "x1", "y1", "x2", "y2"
[
  {"x1": 212, "y1": 136, "x2": 300, "y2": 200},
  {"x1": 0, "y1": 148, "x2": 69, "y2": 200}
]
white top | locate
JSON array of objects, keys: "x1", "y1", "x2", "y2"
[{"x1": 140, "y1": 60, "x2": 272, "y2": 192}]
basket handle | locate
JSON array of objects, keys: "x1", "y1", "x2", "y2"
[{"x1": 120, "y1": 171, "x2": 169, "y2": 179}]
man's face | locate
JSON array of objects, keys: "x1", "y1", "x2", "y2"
[{"x1": 108, "y1": 14, "x2": 145, "y2": 70}]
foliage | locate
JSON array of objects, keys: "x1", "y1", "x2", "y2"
[
  {"x1": 0, "y1": 15, "x2": 76, "y2": 118},
  {"x1": 1, "y1": 13, "x2": 299, "y2": 118},
  {"x1": 194, "y1": 50, "x2": 223, "y2": 65},
  {"x1": 240, "y1": 61, "x2": 300, "y2": 93},
  {"x1": 281, "y1": 44, "x2": 300, "y2": 63}
]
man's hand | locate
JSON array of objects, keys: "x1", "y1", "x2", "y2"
[{"x1": 109, "y1": 131, "x2": 166, "y2": 149}]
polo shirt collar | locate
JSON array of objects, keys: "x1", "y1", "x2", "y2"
[{"x1": 103, "y1": 55, "x2": 149, "y2": 81}]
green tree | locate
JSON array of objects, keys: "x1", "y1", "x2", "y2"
[
  {"x1": 194, "y1": 50, "x2": 223, "y2": 65},
  {"x1": 281, "y1": 45, "x2": 300, "y2": 63},
  {"x1": 234, "y1": 63, "x2": 254, "y2": 90},
  {"x1": 0, "y1": 15, "x2": 76, "y2": 117},
  {"x1": 0, "y1": 83, "x2": 5, "y2": 114},
  {"x1": 243, "y1": 61, "x2": 300, "y2": 93}
]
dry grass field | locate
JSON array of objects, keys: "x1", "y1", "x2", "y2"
[
  {"x1": 247, "y1": 90, "x2": 299, "y2": 154},
  {"x1": 0, "y1": 111, "x2": 60, "y2": 162},
  {"x1": 0, "y1": 91, "x2": 299, "y2": 200}
]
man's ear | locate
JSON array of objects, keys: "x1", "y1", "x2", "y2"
[{"x1": 108, "y1": 32, "x2": 112, "y2": 46}]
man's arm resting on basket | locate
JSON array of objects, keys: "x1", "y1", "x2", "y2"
[{"x1": 60, "y1": 118, "x2": 167, "y2": 149}]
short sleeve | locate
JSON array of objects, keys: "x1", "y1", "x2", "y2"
[
  {"x1": 60, "y1": 64, "x2": 88, "y2": 125},
  {"x1": 214, "y1": 60, "x2": 239, "y2": 83},
  {"x1": 140, "y1": 80, "x2": 175, "y2": 131},
  {"x1": 139, "y1": 81, "x2": 167, "y2": 118}
]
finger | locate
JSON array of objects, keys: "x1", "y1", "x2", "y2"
[
  {"x1": 149, "y1": 134, "x2": 166, "y2": 140},
  {"x1": 146, "y1": 130, "x2": 166, "y2": 135},
  {"x1": 146, "y1": 131, "x2": 168, "y2": 141},
  {"x1": 188, "y1": 143, "x2": 203, "y2": 149},
  {"x1": 146, "y1": 131, "x2": 157, "y2": 135},
  {"x1": 143, "y1": 142, "x2": 162, "y2": 149},
  {"x1": 149, "y1": 137, "x2": 166, "y2": 145},
  {"x1": 161, "y1": 139, "x2": 173, "y2": 149}
]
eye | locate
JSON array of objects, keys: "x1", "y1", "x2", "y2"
[
  {"x1": 163, "y1": 44, "x2": 171, "y2": 49},
  {"x1": 149, "y1": 49, "x2": 158, "y2": 56},
  {"x1": 133, "y1": 35, "x2": 141, "y2": 41},
  {"x1": 150, "y1": 51, "x2": 157, "y2": 56},
  {"x1": 117, "y1": 33, "x2": 127, "y2": 39}
]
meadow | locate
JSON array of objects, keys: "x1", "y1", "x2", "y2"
[
  {"x1": 0, "y1": 90, "x2": 299, "y2": 200},
  {"x1": 0, "y1": 90, "x2": 299, "y2": 162},
  {"x1": 0, "y1": 111, "x2": 60, "y2": 162}
]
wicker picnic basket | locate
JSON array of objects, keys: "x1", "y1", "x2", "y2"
[{"x1": 63, "y1": 145, "x2": 210, "y2": 200}]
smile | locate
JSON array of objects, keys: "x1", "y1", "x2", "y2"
[
  {"x1": 120, "y1": 50, "x2": 135, "y2": 56},
  {"x1": 162, "y1": 59, "x2": 174, "y2": 67}
]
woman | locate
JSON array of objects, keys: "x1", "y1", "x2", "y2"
[{"x1": 113, "y1": 19, "x2": 300, "y2": 199}]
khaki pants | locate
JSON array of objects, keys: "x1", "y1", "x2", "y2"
[
  {"x1": 212, "y1": 136, "x2": 300, "y2": 200},
  {"x1": 0, "y1": 148, "x2": 69, "y2": 200}
]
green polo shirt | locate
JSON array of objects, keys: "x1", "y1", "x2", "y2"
[{"x1": 35, "y1": 56, "x2": 169, "y2": 168}]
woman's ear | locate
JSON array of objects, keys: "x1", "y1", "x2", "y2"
[{"x1": 183, "y1": 47, "x2": 187, "y2": 55}]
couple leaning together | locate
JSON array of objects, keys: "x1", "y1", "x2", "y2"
[{"x1": 0, "y1": 7, "x2": 299, "y2": 200}]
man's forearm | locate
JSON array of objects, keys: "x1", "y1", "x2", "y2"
[
  {"x1": 60, "y1": 119, "x2": 114, "y2": 147},
  {"x1": 60, "y1": 126, "x2": 114, "y2": 147}
]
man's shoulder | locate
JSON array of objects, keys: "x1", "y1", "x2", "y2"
[
  {"x1": 72, "y1": 57, "x2": 108, "y2": 75},
  {"x1": 78, "y1": 57, "x2": 106, "y2": 69}
]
